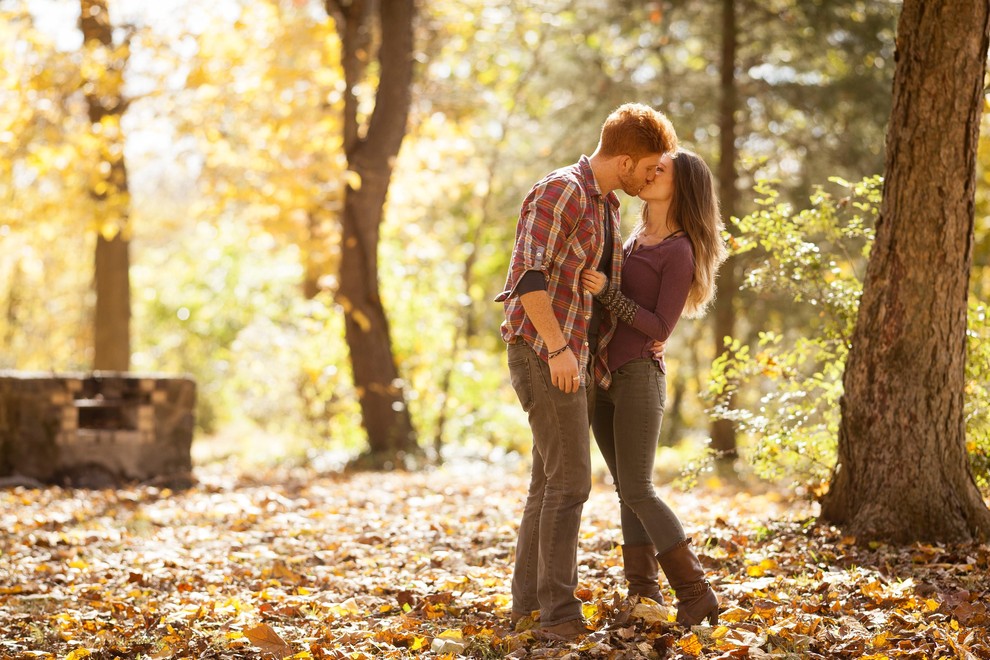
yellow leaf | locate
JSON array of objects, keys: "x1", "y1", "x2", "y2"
[
  {"x1": 64, "y1": 650, "x2": 92, "y2": 660},
  {"x1": 678, "y1": 632, "x2": 703, "y2": 655},
  {"x1": 437, "y1": 629, "x2": 463, "y2": 641},
  {"x1": 719, "y1": 606, "x2": 750, "y2": 622},
  {"x1": 409, "y1": 636, "x2": 427, "y2": 651},
  {"x1": 631, "y1": 599, "x2": 669, "y2": 624},
  {"x1": 926, "y1": 598, "x2": 940, "y2": 611}
]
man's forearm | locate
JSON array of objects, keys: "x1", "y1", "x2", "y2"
[{"x1": 519, "y1": 290, "x2": 567, "y2": 351}]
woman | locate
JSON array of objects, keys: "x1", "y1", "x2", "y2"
[{"x1": 580, "y1": 148, "x2": 727, "y2": 626}]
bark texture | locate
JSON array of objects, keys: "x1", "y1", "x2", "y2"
[
  {"x1": 821, "y1": 0, "x2": 990, "y2": 542},
  {"x1": 710, "y1": 0, "x2": 739, "y2": 463},
  {"x1": 326, "y1": 0, "x2": 417, "y2": 463}
]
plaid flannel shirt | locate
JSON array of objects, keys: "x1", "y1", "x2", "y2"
[{"x1": 496, "y1": 156, "x2": 624, "y2": 388}]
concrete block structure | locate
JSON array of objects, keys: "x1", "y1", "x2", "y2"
[{"x1": 0, "y1": 371, "x2": 195, "y2": 487}]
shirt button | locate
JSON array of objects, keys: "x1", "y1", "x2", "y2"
[
  {"x1": 583, "y1": 341, "x2": 589, "y2": 347},
  {"x1": 585, "y1": 314, "x2": 591, "y2": 320}
]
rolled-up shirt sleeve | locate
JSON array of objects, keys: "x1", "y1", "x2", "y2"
[
  {"x1": 495, "y1": 179, "x2": 577, "y2": 301},
  {"x1": 514, "y1": 270, "x2": 547, "y2": 296}
]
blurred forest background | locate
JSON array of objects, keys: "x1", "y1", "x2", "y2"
[{"x1": 2, "y1": 0, "x2": 989, "y2": 490}]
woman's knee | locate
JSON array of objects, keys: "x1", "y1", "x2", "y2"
[{"x1": 617, "y1": 482, "x2": 659, "y2": 510}]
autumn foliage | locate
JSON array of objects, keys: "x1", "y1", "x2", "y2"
[{"x1": 1, "y1": 464, "x2": 988, "y2": 659}]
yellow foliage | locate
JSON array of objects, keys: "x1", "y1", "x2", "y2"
[
  {"x1": 351, "y1": 309, "x2": 372, "y2": 332},
  {"x1": 746, "y1": 558, "x2": 777, "y2": 577},
  {"x1": 677, "y1": 632, "x2": 703, "y2": 655},
  {"x1": 64, "y1": 650, "x2": 92, "y2": 660},
  {"x1": 344, "y1": 169, "x2": 363, "y2": 191}
]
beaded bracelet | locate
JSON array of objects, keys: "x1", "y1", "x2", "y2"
[{"x1": 547, "y1": 345, "x2": 569, "y2": 360}]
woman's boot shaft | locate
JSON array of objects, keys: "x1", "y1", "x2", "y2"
[
  {"x1": 621, "y1": 544, "x2": 665, "y2": 602},
  {"x1": 656, "y1": 539, "x2": 718, "y2": 625}
]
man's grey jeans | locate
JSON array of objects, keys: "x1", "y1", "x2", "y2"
[{"x1": 507, "y1": 341, "x2": 593, "y2": 626}]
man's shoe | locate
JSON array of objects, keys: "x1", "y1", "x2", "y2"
[{"x1": 538, "y1": 618, "x2": 591, "y2": 640}]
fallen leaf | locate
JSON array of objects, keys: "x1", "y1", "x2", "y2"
[{"x1": 244, "y1": 622, "x2": 292, "y2": 659}]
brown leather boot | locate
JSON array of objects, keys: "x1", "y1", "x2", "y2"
[
  {"x1": 656, "y1": 539, "x2": 719, "y2": 626},
  {"x1": 621, "y1": 544, "x2": 665, "y2": 602}
]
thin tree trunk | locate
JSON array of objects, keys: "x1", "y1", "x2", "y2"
[
  {"x1": 326, "y1": 0, "x2": 417, "y2": 464},
  {"x1": 432, "y1": 18, "x2": 552, "y2": 457},
  {"x1": 80, "y1": 0, "x2": 130, "y2": 372},
  {"x1": 821, "y1": 0, "x2": 990, "y2": 542},
  {"x1": 94, "y1": 236, "x2": 130, "y2": 371},
  {"x1": 710, "y1": 0, "x2": 738, "y2": 464}
]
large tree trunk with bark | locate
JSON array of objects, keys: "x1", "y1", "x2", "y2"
[
  {"x1": 710, "y1": 0, "x2": 738, "y2": 465},
  {"x1": 821, "y1": 0, "x2": 990, "y2": 543},
  {"x1": 81, "y1": 0, "x2": 131, "y2": 372},
  {"x1": 326, "y1": 0, "x2": 417, "y2": 465}
]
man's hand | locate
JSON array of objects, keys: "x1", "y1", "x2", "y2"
[
  {"x1": 517, "y1": 289, "x2": 582, "y2": 393},
  {"x1": 548, "y1": 346, "x2": 580, "y2": 393},
  {"x1": 580, "y1": 269, "x2": 607, "y2": 296}
]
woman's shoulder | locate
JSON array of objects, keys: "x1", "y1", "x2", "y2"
[
  {"x1": 657, "y1": 233, "x2": 693, "y2": 254},
  {"x1": 663, "y1": 234, "x2": 695, "y2": 268}
]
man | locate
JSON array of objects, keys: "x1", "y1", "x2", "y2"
[{"x1": 496, "y1": 103, "x2": 678, "y2": 639}]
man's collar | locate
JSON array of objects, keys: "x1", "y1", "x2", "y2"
[{"x1": 579, "y1": 155, "x2": 619, "y2": 209}]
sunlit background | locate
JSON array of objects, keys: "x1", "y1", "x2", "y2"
[{"x1": 2, "y1": 0, "x2": 988, "y2": 483}]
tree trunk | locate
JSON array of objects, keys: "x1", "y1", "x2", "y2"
[
  {"x1": 94, "y1": 235, "x2": 130, "y2": 371},
  {"x1": 710, "y1": 0, "x2": 738, "y2": 464},
  {"x1": 81, "y1": 0, "x2": 130, "y2": 372},
  {"x1": 821, "y1": 0, "x2": 990, "y2": 543},
  {"x1": 326, "y1": 0, "x2": 417, "y2": 465}
]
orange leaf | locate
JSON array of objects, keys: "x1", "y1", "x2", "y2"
[
  {"x1": 719, "y1": 606, "x2": 751, "y2": 622},
  {"x1": 244, "y1": 623, "x2": 292, "y2": 659},
  {"x1": 678, "y1": 632, "x2": 703, "y2": 655}
]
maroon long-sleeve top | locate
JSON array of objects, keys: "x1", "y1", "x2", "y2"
[{"x1": 603, "y1": 233, "x2": 694, "y2": 374}]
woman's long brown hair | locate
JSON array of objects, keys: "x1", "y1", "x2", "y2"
[{"x1": 636, "y1": 148, "x2": 728, "y2": 318}]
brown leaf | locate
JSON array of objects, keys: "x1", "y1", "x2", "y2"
[{"x1": 244, "y1": 622, "x2": 292, "y2": 659}]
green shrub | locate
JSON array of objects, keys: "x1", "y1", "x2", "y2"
[{"x1": 709, "y1": 176, "x2": 990, "y2": 491}]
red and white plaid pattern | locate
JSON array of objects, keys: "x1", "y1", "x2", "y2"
[{"x1": 496, "y1": 156, "x2": 624, "y2": 387}]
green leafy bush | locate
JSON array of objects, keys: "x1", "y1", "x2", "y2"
[{"x1": 709, "y1": 176, "x2": 990, "y2": 491}]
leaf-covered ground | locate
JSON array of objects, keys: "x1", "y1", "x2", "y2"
[{"x1": 1, "y1": 460, "x2": 989, "y2": 659}]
